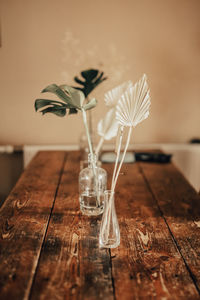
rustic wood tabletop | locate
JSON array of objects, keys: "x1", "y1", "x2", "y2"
[{"x1": 0, "y1": 151, "x2": 200, "y2": 300}]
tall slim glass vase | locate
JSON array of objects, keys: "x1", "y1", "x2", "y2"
[{"x1": 99, "y1": 190, "x2": 120, "y2": 248}]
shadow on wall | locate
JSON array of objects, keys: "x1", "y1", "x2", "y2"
[{"x1": 0, "y1": 152, "x2": 23, "y2": 207}]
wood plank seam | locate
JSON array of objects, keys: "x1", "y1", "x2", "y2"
[
  {"x1": 138, "y1": 162, "x2": 200, "y2": 296},
  {"x1": 109, "y1": 249, "x2": 116, "y2": 300},
  {"x1": 28, "y1": 152, "x2": 68, "y2": 300},
  {"x1": 29, "y1": 151, "x2": 114, "y2": 299}
]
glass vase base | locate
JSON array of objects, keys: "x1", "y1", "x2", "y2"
[
  {"x1": 99, "y1": 238, "x2": 120, "y2": 249},
  {"x1": 99, "y1": 190, "x2": 120, "y2": 249},
  {"x1": 80, "y1": 205, "x2": 104, "y2": 216},
  {"x1": 79, "y1": 193, "x2": 104, "y2": 216}
]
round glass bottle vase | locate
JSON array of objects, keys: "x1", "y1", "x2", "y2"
[
  {"x1": 79, "y1": 154, "x2": 107, "y2": 216},
  {"x1": 99, "y1": 190, "x2": 120, "y2": 248}
]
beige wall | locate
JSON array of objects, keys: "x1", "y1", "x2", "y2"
[{"x1": 0, "y1": 0, "x2": 200, "y2": 146}]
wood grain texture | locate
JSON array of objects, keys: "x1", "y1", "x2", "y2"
[
  {"x1": 30, "y1": 151, "x2": 114, "y2": 300},
  {"x1": 0, "y1": 151, "x2": 66, "y2": 300},
  {"x1": 104, "y1": 162, "x2": 199, "y2": 300},
  {"x1": 1, "y1": 150, "x2": 200, "y2": 300},
  {"x1": 139, "y1": 161, "x2": 200, "y2": 292}
]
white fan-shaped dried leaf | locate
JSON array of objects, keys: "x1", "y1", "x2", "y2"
[
  {"x1": 97, "y1": 108, "x2": 119, "y2": 140},
  {"x1": 104, "y1": 81, "x2": 133, "y2": 107},
  {"x1": 116, "y1": 74, "x2": 151, "y2": 127}
]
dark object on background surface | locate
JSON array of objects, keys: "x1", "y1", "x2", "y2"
[
  {"x1": 100, "y1": 151, "x2": 172, "y2": 164},
  {"x1": 135, "y1": 152, "x2": 172, "y2": 163},
  {"x1": 73, "y1": 69, "x2": 107, "y2": 97},
  {"x1": 0, "y1": 152, "x2": 23, "y2": 208},
  {"x1": 190, "y1": 138, "x2": 200, "y2": 144}
]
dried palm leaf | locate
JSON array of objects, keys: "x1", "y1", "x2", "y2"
[
  {"x1": 96, "y1": 81, "x2": 133, "y2": 155},
  {"x1": 116, "y1": 74, "x2": 150, "y2": 127},
  {"x1": 95, "y1": 108, "x2": 119, "y2": 156},
  {"x1": 112, "y1": 74, "x2": 151, "y2": 191},
  {"x1": 104, "y1": 81, "x2": 133, "y2": 107},
  {"x1": 97, "y1": 108, "x2": 118, "y2": 140},
  {"x1": 100, "y1": 74, "x2": 151, "y2": 247}
]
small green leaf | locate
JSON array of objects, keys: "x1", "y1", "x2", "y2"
[
  {"x1": 34, "y1": 99, "x2": 68, "y2": 112},
  {"x1": 42, "y1": 84, "x2": 76, "y2": 107},
  {"x1": 40, "y1": 106, "x2": 67, "y2": 117},
  {"x1": 94, "y1": 72, "x2": 107, "y2": 86},
  {"x1": 59, "y1": 85, "x2": 85, "y2": 109},
  {"x1": 83, "y1": 98, "x2": 97, "y2": 111},
  {"x1": 74, "y1": 77, "x2": 84, "y2": 85},
  {"x1": 69, "y1": 108, "x2": 78, "y2": 114},
  {"x1": 73, "y1": 69, "x2": 107, "y2": 97},
  {"x1": 81, "y1": 69, "x2": 98, "y2": 81}
]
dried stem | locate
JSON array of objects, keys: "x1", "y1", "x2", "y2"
[
  {"x1": 111, "y1": 126, "x2": 124, "y2": 191},
  {"x1": 81, "y1": 109, "x2": 100, "y2": 206},
  {"x1": 112, "y1": 126, "x2": 132, "y2": 191},
  {"x1": 95, "y1": 136, "x2": 104, "y2": 158},
  {"x1": 82, "y1": 109, "x2": 93, "y2": 157},
  {"x1": 102, "y1": 126, "x2": 132, "y2": 241}
]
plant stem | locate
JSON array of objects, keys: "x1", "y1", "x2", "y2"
[
  {"x1": 82, "y1": 109, "x2": 93, "y2": 157},
  {"x1": 81, "y1": 109, "x2": 100, "y2": 206},
  {"x1": 102, "y1": 126, "x2": 125, "y2": 242},
  {"x1": 101, "y1": 190, "x2": 114, "y2": 242},
  {"x1": 111, "y1": 126, "x2": 124, "y2": 191},
  {"x1": 86, "y1": 96, "x2": 94, "y2": 149},
  {"x1": 112, "y1": 126, "x2": 132, "y2": 191},
  {"x1": 103, "y1": 126, "x2": 132, "y2": 240},
  {"x1": 88, "y1": 109, "x2": 94, "y2": 147},
  {"x1": 95, "y1": 136, "x2": 104, "y2": 158}
]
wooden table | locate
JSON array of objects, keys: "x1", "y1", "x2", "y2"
[{"x1": 0, "y1": 151, "x2": 200, "y2": 300}]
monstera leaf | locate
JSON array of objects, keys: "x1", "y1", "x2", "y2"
[
  {"x1": 34, "y1": 84, "x2": 97, "y2": 117},
  {"x1": 73, "y1": 69, "x2": 107, "y2": 97}
]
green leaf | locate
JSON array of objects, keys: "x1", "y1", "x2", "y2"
[
  {"x1": 81, "y1": 69, "x2": 98, "y2": 81},
  {"x1": 69, "y1": 108, "x2": 78, "y2": 114},
  {"x1": 40, "y1": 106, "x2": 67, "y2": 117},
  {"x1": 42, "y1": 84, "x2": 76, "y2": 107},
  {"x1": 83, "y1": 98, "x2": 97, "y2": 111},
  {"x1": 34, "y1": 99, "x2": 68, "y2": 112},
  {"x1": 74, "y1": 77, "x2": 84, "y2": 85},
  {"x1": 93, "y1": 72, "x2": 107, "y2": 86},
  {"x1": 59, "y1": 85, "x2": 85, "y2": 109},
  {"x1": 73, "y1": 68, "x2": 107, "y2": 97}
]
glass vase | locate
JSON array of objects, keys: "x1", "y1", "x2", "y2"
[
  {"x1": 79, "y1": 154, "x2": 107, "y2": 216},
  {"x1": 99, "y1": 190, "x2": 120, "y2": 248}
]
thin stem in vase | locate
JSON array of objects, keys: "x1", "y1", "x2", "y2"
[
  {"x1": 81, "y1": 108, "x2": 100, "y2": 206},
  {"x1": 112, "y1": 126, "x2": 132, "y2": 191},
  {"x1": 103, "y1": 126, "x2": 132, "y2": 240},
  {"x1": 85, "y1": 95, "x2": 94, "y2": 148},
  {"x1": 95, "y1": 136, "x2": 104, "y2": 158},
  {"x1": 101, "y1": 190, "x2": 114, "y2": 243},
  {"x1": 111, "y1": 126, "x2": 124, "y2": 191},
  {"x1": 101, "y1": 126, "x2": 124, "y2": 241}
]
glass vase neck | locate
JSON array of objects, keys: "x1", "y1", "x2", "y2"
[
  {"x1": 99, "y1": 189, "x2": 120, "y2": 248},
  {"x1": 88, "y1": 153, "x2": 97, "y2": 168}
]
